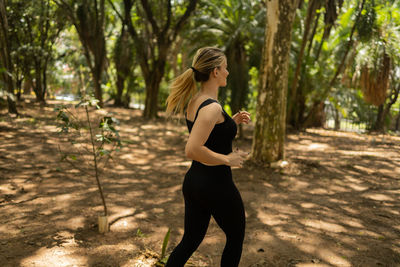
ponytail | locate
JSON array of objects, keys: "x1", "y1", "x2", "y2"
[
  {"x1": 166, "y1": 47, "x2": 226, "y2": 116},
  {"x1": 166, "y1": 68, "x2": 197, "y2": 115}
]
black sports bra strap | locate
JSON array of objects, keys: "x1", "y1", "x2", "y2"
[{"x1": 193, "y1": 98, "x2": 218, "y2": 123}]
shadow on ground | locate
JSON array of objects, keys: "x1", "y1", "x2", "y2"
[{"x1": 0, "y1": 100, "x2": 399, "y2": 267}]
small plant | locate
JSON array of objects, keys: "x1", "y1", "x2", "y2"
[
  {"x1": 55, "y1": 95, "x2": 122, "y2": 232},
  {"x1": 156, "y1": 228, "x2": 171, "y2": 266}
]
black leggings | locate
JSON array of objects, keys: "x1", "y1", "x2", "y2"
[{"x1": 166, "y1": 166, "x2": 245, "y2": 267}]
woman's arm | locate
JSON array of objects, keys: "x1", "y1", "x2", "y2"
[
  {"x1": 185, "y1": 103, "x2": 229, "y2": 166},
  {"x1": 185, "y1": 103, "x2": 247, "y2": 167}
]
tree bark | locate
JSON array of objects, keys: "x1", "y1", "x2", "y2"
[
  {"x1": 226, "y1": 40, "x2": 249, "y2": 138},
  {"x1": 143, "y1": 54, "x2": 166, "y2": 118},
  {"x1": 34, "y1": 62, "x2": 46, "y2": 103},
  {"x1": 372, "y1": 83, "x2": 400, "y2": 132},
  {"x1": 113, "y1": 12, "x2": 134, "y2": 107},
  {"x1": 372, "y1": 104, "x2": 385, "y2": 132},
  {"x1": 334, "y1": 106, "x2": 340, "y2": 130},
  {"x1": 0, "y1": 0, "x2": 18, "y2": 115},
  {"x1": 395, "y1": 110, "x2": 400, "y2": 132},
  {"x1": 251, "y1": 0, "x2": 299, "y2": 164}
]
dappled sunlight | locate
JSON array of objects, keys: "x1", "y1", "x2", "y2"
[
  {"x1": 166, "y1": 160, "x2": 191, "y2": 167},
  {"x1": 362, "y1": 192, "x2": 394, "y2": 201},
  {"x1": 316, "y1": 248, "x2": 352, "y2": 267},
  {"x1": 308, "y1": 188, "x2": 330, "y2": 195},
  {"x1": 307, "y1": 143, "x2": 331, "y2": 150},
  {"x1": 300, "y1": 219, "x2": 347, "y2": 233},
  {"x1": 0, "y1": 224, "x2": 20, "y2": 236},
  {"x1": 1, "y1": 105, "x2": 399, "y2": 266},
  {"x1": 110, "y1": 218, "x2": 139, "y2": 232},
  {"x1": 300, "y1": 202, "x2": 317, "y2": 209},
  {"x1": 338, "y1": 150, "x2": 398, "y2": 158},
  {"x1": 257, "y1": 212, "x2": 290, "y2": 226},
  {"x1": 348, "y1": 183, "x2": 369, "y2": 191},
  {"x1": 20, "y1": 247, "x2": 87, "y2": 267},
  {"x1": 57, "y1": 216, "x2": 86, "y2": 230},
  {"x1": 281, "y1": 177, "x2": 309, "y2": 191}
]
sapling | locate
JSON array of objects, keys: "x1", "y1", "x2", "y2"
[{"x1": 55, "y1": 95, "x2": 122, "y2": 233}]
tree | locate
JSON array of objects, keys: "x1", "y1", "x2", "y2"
[
  {"x1": 21, "y1": 0, "x2": 64, "y2": 103},
  {"x1": 288, "y1": 0, "x2": 345, "y2": 128},
  {"x1": 109, "y1": 0, "x2": 198, "y2": 119},
  {"x1": 54, "y1": 0, "x2": 107, "y2": 107},
  {"x1": 0, "y1": 0, "x2": 18, "y2": 114},
  {"x1": 251, "y1": 0, "x2": 299, "y2": 164},
  {"x1": 56, "y1": 96, "x2": 122, "y2": 232},
  {"x1": 111, "y1": 3, "x2": 135, "y2": 107}
]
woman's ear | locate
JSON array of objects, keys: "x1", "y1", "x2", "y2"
[{"x1": 212, "y1": 67, "x2": 218, "y2": 77}]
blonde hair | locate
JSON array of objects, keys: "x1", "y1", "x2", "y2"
[{"x1": 166, "y1": 47, "x2": 226, "y2": 115}]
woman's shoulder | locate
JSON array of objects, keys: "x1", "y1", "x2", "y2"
[{"x1": 186, "y1": 97, "x2": 221, "y2": 121}]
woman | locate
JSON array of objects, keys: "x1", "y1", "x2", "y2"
[{"x1": 165, "y1": 47, "x2": 250, "y2": 267}]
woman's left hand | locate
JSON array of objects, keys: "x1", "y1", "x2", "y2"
[{"x1": 232, "y1": 110, "x2": 251, "y2": 125}]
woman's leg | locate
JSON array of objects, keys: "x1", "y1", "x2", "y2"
[
  {"x1": 211, "y1": 184, "x2": 245, "y2": 267},
  {"x1": 165, "y1": 199, "x2": 211, "y2": 267}
]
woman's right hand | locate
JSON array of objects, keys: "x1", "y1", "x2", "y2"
[{"x1": 226, "y1": 149, "x2": 248, "y2": 167}]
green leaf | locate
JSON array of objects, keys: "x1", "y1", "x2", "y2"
[
  {"x1": 69, "y1": 155, "x2": 77, "y2": 161},
  {"x1": 160, "y1": 229, "x2": 171, "y2": 260},
  {"x1": 98, "y1": 149, "x2": 110, "y2": 156},
  {"x1": 136, "y1": 228, "x2": 145, "y2": 237}
]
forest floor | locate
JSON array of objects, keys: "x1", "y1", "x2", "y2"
[{"x1": 0, "y1": 98, "x2": 400, "y2": 267}]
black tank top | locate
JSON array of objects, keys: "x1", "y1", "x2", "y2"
[{"x1": 186, "y1": 99, "x2": 237, "y2": 160}]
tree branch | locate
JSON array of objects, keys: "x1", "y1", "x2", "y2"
[
  {"x1": 172, "y1": 0, "x2": 197, "y2": 41},
  {"x1": 123, "y1": 0, "x2": 149, "y2": 77},
  {"x1": 53, "y1": 0, "x2": 76, "y2": 21},
  {"x1": 140, "y1": 0, "x2": 159, "y2": 34},
  {"x1": 161, "y1": 0, "x2": 172, "y2": 37},
  {"x1": 107, "y1": 0, "x2": 124, "y2": 22}
]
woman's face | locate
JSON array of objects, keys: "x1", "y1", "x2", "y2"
[{"x1": 217, "y1": 58, "x2": 229, "y2": 87}]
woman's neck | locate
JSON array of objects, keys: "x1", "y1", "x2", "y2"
[{"x1": 200, "y1": 81, "x2": 219, "y2": 100}]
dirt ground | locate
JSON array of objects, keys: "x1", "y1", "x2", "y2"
[{"x1": 0, "y1": 99, "x2": 399, "y2": 267}]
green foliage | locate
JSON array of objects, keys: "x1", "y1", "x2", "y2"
[
  {"x1": 136, "y1": 228, "x2": 146, "y2": 238},
  {"x1": 55, "y1": 95, "x2": 122, "y2": 160},
  {"x1": 6, "y1": 0, "x2": 65, "y2": 98},
  {"x1": 156, "y1": 228, "x2": 171, "y2": 266},
  {"x1": 357, "y1": 0, "x2": 377, "y2": 42}
]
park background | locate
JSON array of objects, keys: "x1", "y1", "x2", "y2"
[{"x1": 0, "y1": 0, "x2": 399, "y2": 266}]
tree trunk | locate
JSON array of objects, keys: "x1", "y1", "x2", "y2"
[
  {"x1": 251, "y1": 0, "x2": 299, "y2": 164},
  {"x1": 114, "y1": 25, "x2": 133, "y2": 107},
  {"x1": 308, "y1": 101, "x2": 325, "y2": 127},
  {"x1": 115, "y1": 75, "x2": 124, "y2": 106},
  {"x1": 33, "y1": 63, "x2": 46, "y2": 104},
  {"x1": 42, "y1": 59, "x2": 48, "y2": 100},
  {"x1": 0, "y1": 0, "x2": 18, "y2": 115},
  {"x1": 395, "y1": 110, "x2": 400, "y2": 131},
  {"x1": 334, "y1": 106, "x2": 340, "y2": 130},
  {"x1": 372, "y1": 104, "x2": 385, "y2": 132},
  {"x1": 143, "y1": 66, "x2": 164, "y2": 119},
  {"x1": 226, "y1": 40, "x2": 249, "y2": 138},
  {"x1": 372, "y1": 83, "x2": 400, "y2": 132},
  {"x1": 288, "y1": 0, "x2": 320, "y2": 125}
]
